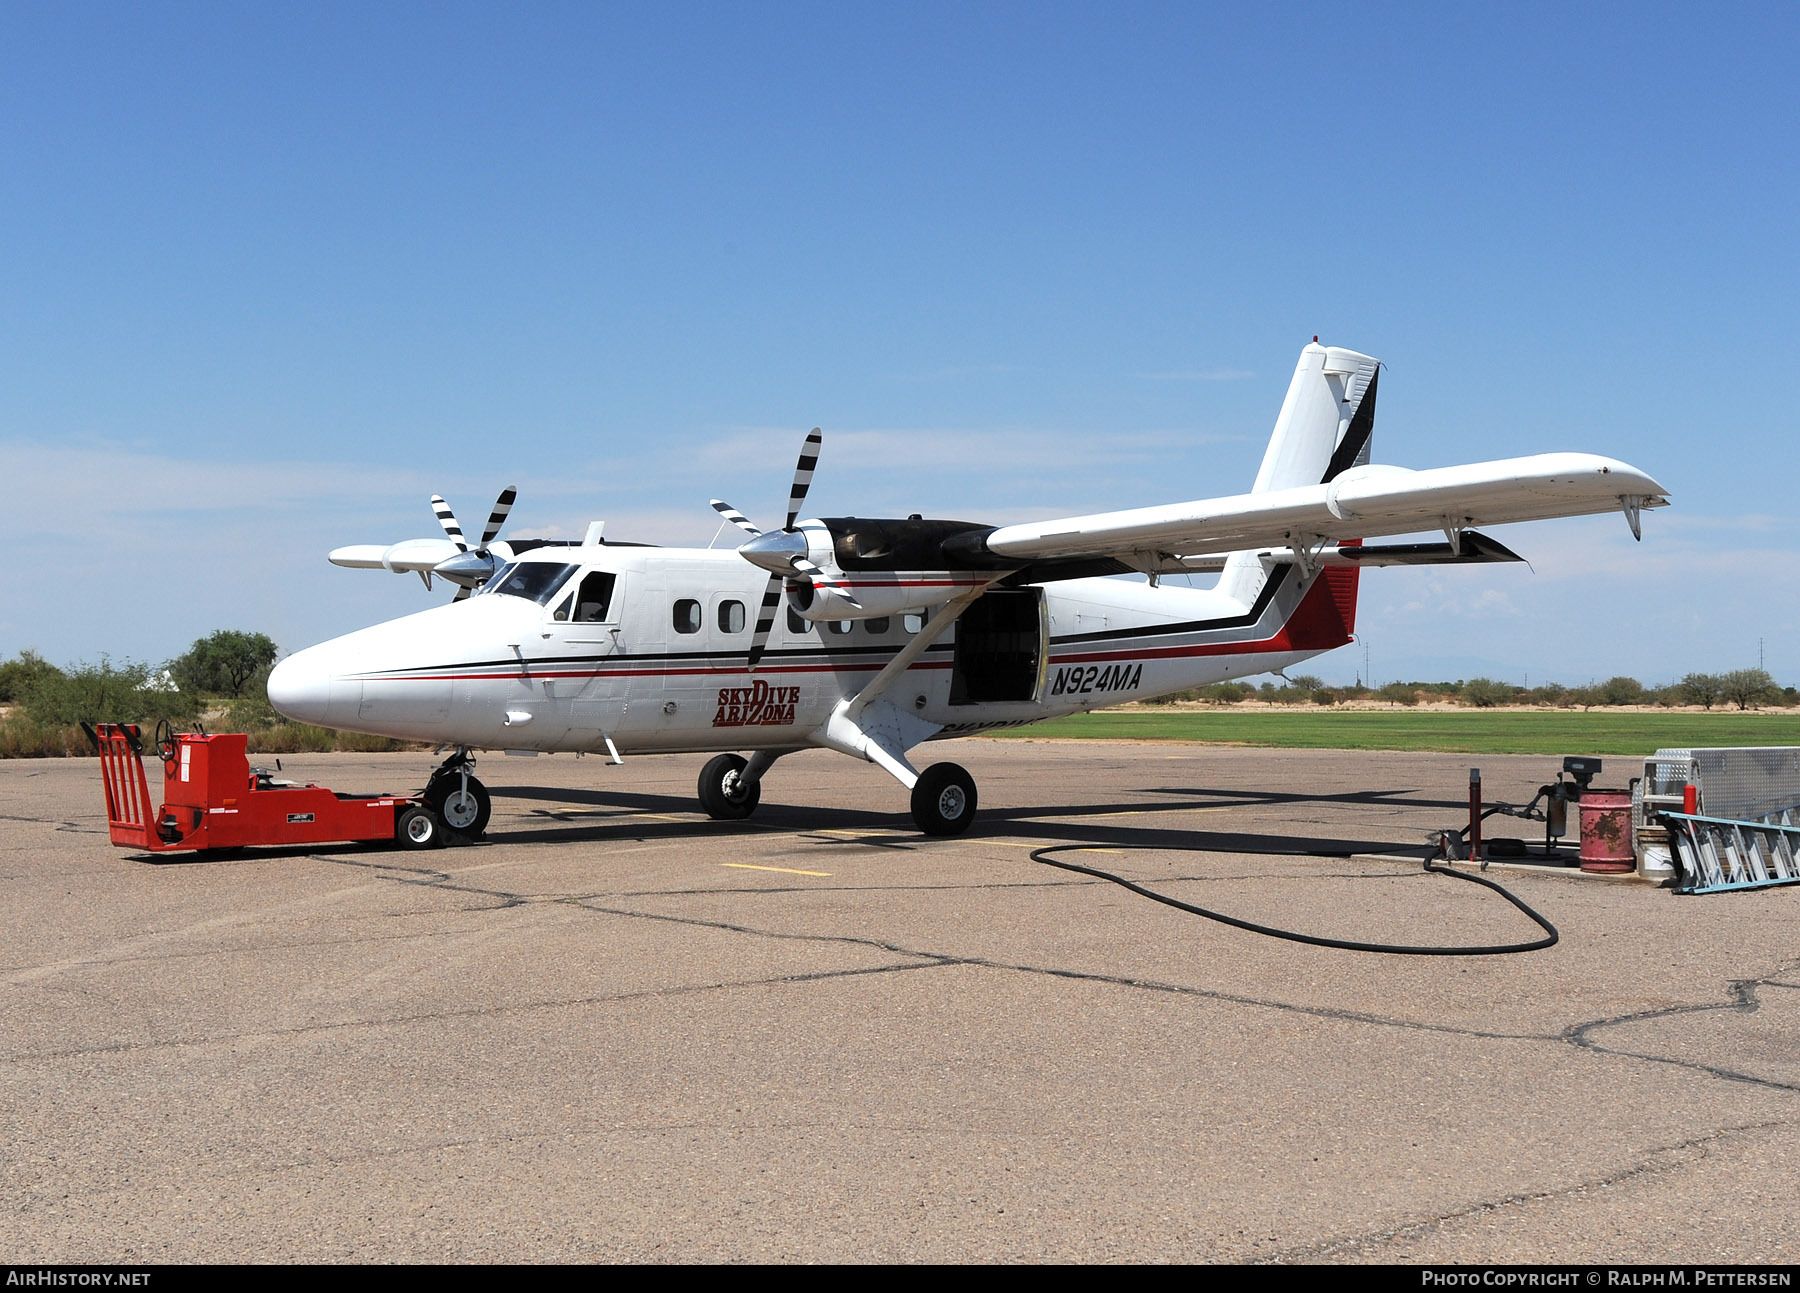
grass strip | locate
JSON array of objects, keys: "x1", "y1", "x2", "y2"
[{"x1": 988, "y1": 710, "x2": 1800, "y2": 755}]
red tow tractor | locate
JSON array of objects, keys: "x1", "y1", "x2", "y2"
[{"x1": 91, "y1": 721, "x2": 468, "y2": 854}]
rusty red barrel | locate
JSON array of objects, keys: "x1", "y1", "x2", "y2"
[{"x1": 1579, "y1": 789, "x2": 1635, "y2": 873}]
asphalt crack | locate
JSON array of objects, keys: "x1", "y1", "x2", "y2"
[{"x1": 1266, "y1": 1119, "x2": 1787, "y2": 1262}]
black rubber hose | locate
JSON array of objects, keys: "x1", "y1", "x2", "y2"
[{"x1": 1029, "y1": 845, "x2": 1558, "y2": 957}]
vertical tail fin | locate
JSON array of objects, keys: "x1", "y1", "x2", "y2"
[{"x1": 1219, "y1": 341, "x2": 1379, "y2": 625}]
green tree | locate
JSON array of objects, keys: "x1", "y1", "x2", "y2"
[
  {"x1": 169, "y1": 630, "x2": 279, "y2": 698},
  {"x1": 1460, "y1": 678, "x2": 1514, "y2": 708},
  {"x1": 1203, "y1": 682, "x2": 1248, "y2": 705},
  {"x1": 1598, "y1": 676, "x2": 1646, "y2": 706},
  {"x1": 1678, "y1": 673, "x2": 1723, "y2": 710},
  {"x1": 1719, "y1": 668, "x2": 1780, "y2": 711}
]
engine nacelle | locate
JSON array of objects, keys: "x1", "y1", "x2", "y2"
[{"x1": 786, "y1": 573, "x2": 992, "y2": 622}]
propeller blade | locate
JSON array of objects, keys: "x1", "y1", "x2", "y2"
[
  {"x1": 710, "y1": 500, "x2": 763, "y2": 537},
  {"x1": 790, "y1": 555, "x2": 861, "y2": 609},
  {"x1": 746, "y1": 573, "x2": 783, "y2": 672},
  {"x1": 783, "y1": 428, "x2": 821, "y2": 532},
  {"x1": 430, "y1": 495, "x2": 469, "y2": 552},
  {"x1": 479, "y1": 486, "x2": 517, "y2": 547}
]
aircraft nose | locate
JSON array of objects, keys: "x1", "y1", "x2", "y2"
[{"x1": 267, "y1": 648, "x2": 351, "y2": 727}]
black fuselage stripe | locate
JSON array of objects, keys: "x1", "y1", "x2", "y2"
[{"x1": 1044, "y1": 564, "x2": 1290, "y2": 645}]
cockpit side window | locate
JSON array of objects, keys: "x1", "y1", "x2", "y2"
[
  {"x1": 574, "y1": 571, "x2": 617, "y2": 622},
  {"x1": 489, "y1": 562, "x2": 579, "y2": 605}
]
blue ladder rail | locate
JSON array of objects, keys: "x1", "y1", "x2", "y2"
[{"x1": 1660, "y1": 810, "x2": 1800, "y2": 895}]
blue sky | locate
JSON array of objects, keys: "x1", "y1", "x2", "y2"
[{"x1": 3, "y1": 2, "x2": 1796, "y2": 687}]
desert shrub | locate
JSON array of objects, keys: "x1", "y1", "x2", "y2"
[
  {"x1": 19, "y1": 659, "x2": 200, "y2": 728},
  {"x1": 1203, "y1": 683, "x2": 1248, "y2": 705},
  {"x1": 0, "y1": 713, "x2": 91, "y2": 758},
  {"x1": 1376, "y1": 682, "x2": 1418, "y2": 707},
  {"x1": 0, "y1": 650, "x2": 65, "y2": 702}
]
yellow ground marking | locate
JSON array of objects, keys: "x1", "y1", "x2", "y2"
[
  {"x1": 723, "y1": 863, "x2": 834, "y2": 877},
  {"x1": 1073, "y1": 847, "x2": 1124, "y2": 854}
]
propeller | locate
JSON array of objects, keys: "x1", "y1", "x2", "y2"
[
  {"x1": 429, "y1": 485, "x2": 518, "y2": 600},
  {"x1": 711, "y1": 428, "x2": 858, "y2": 670}
]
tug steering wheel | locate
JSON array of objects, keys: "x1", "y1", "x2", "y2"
[{"x1": 154, "y1": 718, "x2": 178, "y2": 764}]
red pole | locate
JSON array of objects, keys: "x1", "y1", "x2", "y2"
[{"x1": 1468, "y1": 767, "x2": 1482, "y2": 862}]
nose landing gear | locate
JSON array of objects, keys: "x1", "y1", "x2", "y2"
[{"x1": 425, "y1": 748, "x2": 492, "y2": 839}]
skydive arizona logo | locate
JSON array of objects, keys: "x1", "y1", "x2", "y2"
[{"x1": 713, "y1": 680, "x2": 800, "y2": 727}]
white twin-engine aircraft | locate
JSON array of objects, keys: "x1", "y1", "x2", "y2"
[{"x1": 270, "y1": 341, "x2": 1668, "y2": 839}]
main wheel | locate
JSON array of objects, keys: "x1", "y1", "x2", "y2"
[
  {"x1": 396, "y1": 804, "x2": 444, "y2": 850},
  {"x1": 911, "y1": 762, "x2": 978, "y2": 836},
  {"x1": 698, "y1": 753, "x2": 761, "y2": 820},
  {"x1": 428, "y1": 775, "x2": 492, "y2": 838}
]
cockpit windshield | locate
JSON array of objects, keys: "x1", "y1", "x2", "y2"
[{"x1": 485, "y1": 561, "x2": 579, "y2": 605}]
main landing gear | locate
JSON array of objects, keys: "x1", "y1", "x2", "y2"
[
  {"x1": 910, "y1": 762, "x2": 977, "y2": 836},
  {"x1": 425, "y1": 748, "x2": 491, "y2": 840},
  {"x1": 697, "y1": 750, "x2": 979, "y2": 837},
  {"x1": 698, "y1": 753, "x2": 761, "y2": 820}
]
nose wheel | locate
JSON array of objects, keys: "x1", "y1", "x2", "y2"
[{"x1": 426, "y1": 751, "x2": 491, "y2": 839}]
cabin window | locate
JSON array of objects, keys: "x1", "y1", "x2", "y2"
[
  {"x1": 490, "y1": 562, "x2": 578, "y2": 605},
  {"x1": 902, "y1": 612, "x2": 925, "y2": 634},
  {"x1": 574, "y1": 571, "x2": 616, "y2": 622},
  {"x1": 863, "y1": 617, "x2": 890, "y2": 635},
  {"x1": 673, "y1": 599, "x2": 702, "y2": 634},
  {"x1": 718, "y1": 600, "x2": 745, "y2": 633},
  {"x1": 787, "y1": 606, "x2": 811, "y2": 635},
  {"x1": 827, "y1": 620, "x2": 853, "y2": 636}
]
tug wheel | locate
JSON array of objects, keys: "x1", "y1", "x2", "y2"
[
  {"x1": 698, "y1": 754, "x2": 760, "y2": 820},
  {"x1": 911, "y1": 762, "x2": 977, "y2": 836},
  {"x1": 396, "y1": 805, "x2": 444, "y2": 850},
  {"x1": 428, "y1": 775, "x2": 491, "y2": 838}
]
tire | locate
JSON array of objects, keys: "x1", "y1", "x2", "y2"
[
  {"x1": 397, "y1": 804, "x2": 443, "y2": 849},
  {"x1": 698, "y1": 753, "x2": 761, "y2": 820},
  {"x1": 428, "y1": 775, "x2": 492, "y2": 838},
  {"x1": 911, "y1": 762, "x2": 978, "y2": 836}
]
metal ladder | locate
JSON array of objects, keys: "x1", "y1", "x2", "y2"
[{"x1": 1664, "y1": 809, "x2": 1800, "y2": 895}]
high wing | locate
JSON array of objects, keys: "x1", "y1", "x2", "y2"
[
  {"x1": 959, "y1": 454, "x2": 1666, "y2": 567},
  {"x1": 940, "y1": 343, "x2": 1667, "y2": 570}
]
